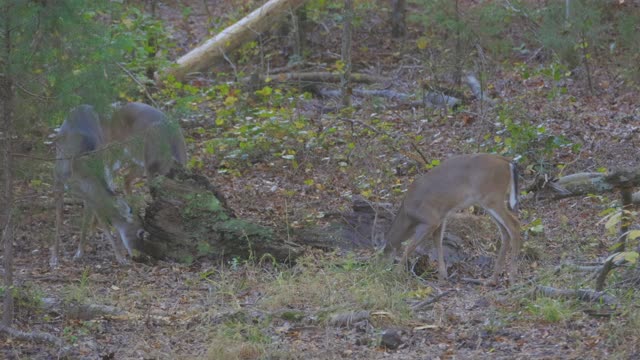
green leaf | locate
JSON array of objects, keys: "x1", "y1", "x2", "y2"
[
  {"x1": 529, "y1": 224, "x2": 544, "y2": 234},
  {"x1": 612, "y1": 251, "x2": 639, "y2": 265},
  {"x1": 604, "y1": 212, "x2": 622, "y2": 234},
  {"x1": 628, "y1": 230, "x2": 640, "y2": 241}
]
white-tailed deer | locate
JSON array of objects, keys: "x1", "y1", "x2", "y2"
[
  {"x1": 52, "y1": 103, "x2": 188, "y2": 267},
  {"x1": 384, "y1": 153, "x2": 521, "y2": 285},
  {"x1": 103, "y1": 102, "x2": 188, "y2": 195},
  {"x1": 53, "y1": 105, "x2": 144, "y2": 267}
]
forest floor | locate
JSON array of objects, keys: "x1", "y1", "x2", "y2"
[{"x1": 3, "y1": 0, "x2": 640, "y2": 359}]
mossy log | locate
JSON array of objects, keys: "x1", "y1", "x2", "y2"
[
  {"x1": 138, "y1": 167, "x2": 302, "y2": 263},
  {"x1": 532, "y1": 169, "x2": 640, "y2": 203}
]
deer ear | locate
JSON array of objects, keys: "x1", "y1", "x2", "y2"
[{"x1": 136, "y1": 229, "x2": 145, "y2": 240}]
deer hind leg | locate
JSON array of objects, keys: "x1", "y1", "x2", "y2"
[
  {"x1": 504, "y1": 210, "x2": 521, "y2": 282},
  {"x1": 74, "y1": 203, "x2": 94, "y2": 260},
  {"x1": 484, "y1": 203, "x2": 520, "y2": 285},
  {"x1": 435, "y1": 219, "x2": 448, "y2": 281}
]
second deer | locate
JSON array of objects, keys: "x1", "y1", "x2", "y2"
[
  {"x1": 52, "y1": 103, "x2": 188, "y2": 267},
  {"x1": 384, "y1": 153, "x2": 521, "y2": 285},
  {"x1": 53, "y1": 105, "x2": 144, "y2": 267}
]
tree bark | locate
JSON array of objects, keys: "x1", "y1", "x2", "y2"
[
  {"x1": 341, "y1": 0, "x2": 353, "y2": 107},
  {"x1": 160, "y1": 0, "x2": 308, "y2": 83},
  {"x1": 390, "y1": 0, "x2": 406, "y2": 38},
  {"x1": 1, "y1": 2, "x2": 15, "y2": 327}
]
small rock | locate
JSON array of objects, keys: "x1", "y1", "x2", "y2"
[{"x1": 380, "y1": 328, "x2": 404, "y2": 350}]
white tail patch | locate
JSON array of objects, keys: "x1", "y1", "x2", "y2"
[{"x1": 509, "y1": 162, "x2": 518, "y2": 210}]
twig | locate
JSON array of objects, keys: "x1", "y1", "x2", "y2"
[
  {"x1": 460, "y1": 277, "x2": 487, "y2": 285},
  {"x1": 15, "y1": 81, "x2": 55, "y2": 101},
  {"x1": 338, "y1": 117, "x2": 429, "y2": 166},
  {"x1": 13, "y1": 135, "x2": 142, "y2": 163},
  {"x1": 411, "y1": 289, "x2": 454, "y2": 310},
  {"x1": 220, "y1": 47, "x2": 239, "y2": 81},
  {"x1": 116, "y1": 62, "x2": 158, "y2": 108}
]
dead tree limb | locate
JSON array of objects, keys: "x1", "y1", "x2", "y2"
[
  {"x1": 0, "y1": 325, "x2": 68, "y2": 351},
  {"x1": 532, "y1": 285, "x2": 617, "y2": 306},
  {"x1": 160, "y1": 0, "x2": 308, "y2": 82},
  {"x1": 246, "y1": 72, "x2": 390, "y2": 85},
  {"x1": 318, "y1": 88, "x2": 460, "y2": 108},
  {"x1": 464, "y1": 73, "x2": 496, "y2": 105},
  {"x1": 594, "y1": 251, "x2": 637, "y2": 291}
]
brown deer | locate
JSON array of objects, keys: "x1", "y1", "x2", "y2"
[
  {"x1": 384, "y1": 153, "x2": 521, "y2": 285},
  {"x1": 52, "y1": 105, "x2": 143, "y2": 267},
  {"x1": 102, "y1": 102, "x2": 188, "y2": 195},
  {"x1": 52, "y1": 103, "x2": 188, "y2": 267}
]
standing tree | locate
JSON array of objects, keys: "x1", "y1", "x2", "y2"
[
  {"x1": 341, "y1": 0, "x2": 353, "y2": 107},
  {"x1": 0, "y1": 0, "x2": 14, "y2": 328},
  {"x1": 391, "y1": 0, "x2": 406, "y2": 38}
]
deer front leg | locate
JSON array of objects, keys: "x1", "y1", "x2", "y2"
[
  {"x1": 95, "y1": 217, "x2": 129, "y2": 265},
  {"x1": 488, "y1": 223, "x2": 510, "y2": 286},
  {"x1": 51, "y1": 180, "x2": 64, "y2": 268}
]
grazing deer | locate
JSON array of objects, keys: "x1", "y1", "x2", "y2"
[
  {"x1": 52, "y1": 105, "x2": 144, "y2": 267},
  {"x1": 384, "y1": 153, "x2": 521, "y2": 285},
  {"x1": 52, "y1": 103, "x2": 188, "y2": 267}
]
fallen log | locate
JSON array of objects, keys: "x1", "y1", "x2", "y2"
[
  {"x1": 247, "y1": 71, "x2": 389, "y2": 85},
  {"x1": 317, "y1": 88, "x2": 461, "y2": 108},
  {"x1": 532, "y1": 170, "x2": 640, "y2": 203},
  {"x1": 161, "y1": 0, "x2": 308, "y2": 83},
  {"x1": 137, "y1": 167, "x2": 302, "y2": 263}
]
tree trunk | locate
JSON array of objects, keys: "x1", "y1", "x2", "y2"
[
  {"x1": 1, "y1": 2, "x2": 14, "y2": 326},
  {"x1": 341, "y1": 0, "x2": 353, "y2": 108},
  {"x1": 139, "y1": 167, "x2": 303, "y2": 263},
  {"x1": 160, "y1": 0, "x2": 308, "y2": 83},
  {"x1": 390, "y1": 0, "x2": 406, "y2": 38}
]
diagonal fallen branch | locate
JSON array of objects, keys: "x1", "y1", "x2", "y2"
[{"x1": 532, "y1": 285, "x2": 617, "y2": 306}]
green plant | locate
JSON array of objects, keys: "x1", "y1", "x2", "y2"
[
  {"x1": 63, "y1": 268, "x2": 93, "y2": 304},
  {"x1": 482, "y1": 103, "x2": 578, "y2": 169},
  {"x1": 536, "y1": 0, "x2": 607, "y2": 70},
  {"x1": 0, "y1": 283, "x2": 45, "y2": 316},
  {"x1": 111, "y1": 6, "x2": 174, "y2": 87},
  {"x1": 525, "y1": 298, "x2": 575, "y2": 323},
  {"x1": 199, "y1": 85, "x2": 317, "y2": 171}
]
